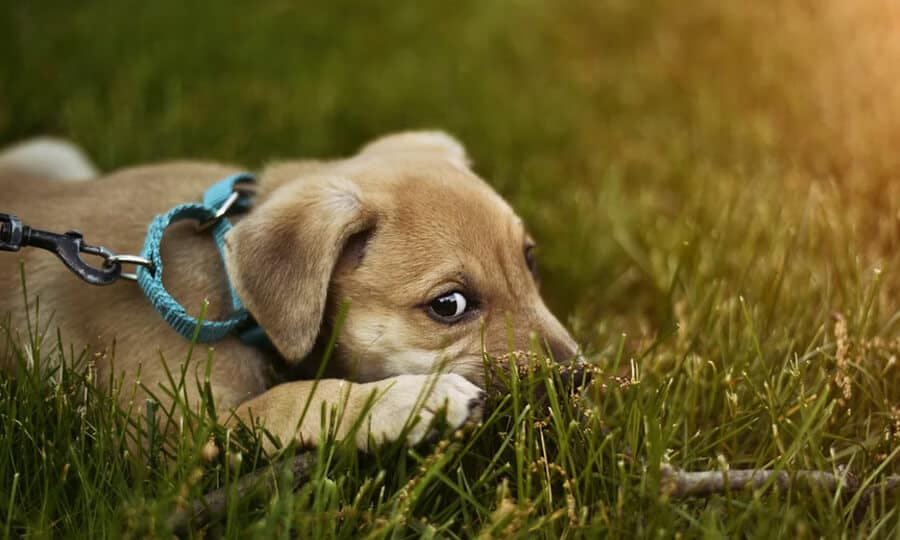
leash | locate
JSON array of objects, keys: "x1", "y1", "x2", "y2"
[
  {"x1": 0, "y1": 214, "x2": 128, "y2": 285},
  {"x1": 1, "y1": 173, "x2": 269, "y2": 347}
]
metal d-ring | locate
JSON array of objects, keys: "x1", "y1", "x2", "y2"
[
  {"x1": 105, "y1": 253, "x2": 154, "y2": 281},
  {"x1": 196, "y1": 191, "x2": 241, "y2": 231}
]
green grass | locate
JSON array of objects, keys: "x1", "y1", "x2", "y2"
[{"x1": 2, "y1": 0, "x2": 899, "y2": 537}]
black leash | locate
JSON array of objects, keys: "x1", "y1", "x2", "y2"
[{"x1": 0, "y1": 212, "x2": 145, "y2": 285}]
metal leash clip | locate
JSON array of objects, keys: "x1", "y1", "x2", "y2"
[{"x1": 0, "y1": 213, "x2": 152, "y2": 285}]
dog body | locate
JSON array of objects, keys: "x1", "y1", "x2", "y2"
[{"x1": 0, "y1": 132, "x2": 578, "y2": 450}]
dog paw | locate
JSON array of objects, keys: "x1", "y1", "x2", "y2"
[{"x1": 355, "y1": 373, "x2": 484, "y2": 450}]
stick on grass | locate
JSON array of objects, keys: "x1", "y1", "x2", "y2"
[
  {"x1": 660, "y1": 464, "x2": 900, "y2": 520},
  {"x1": 168, "y1": 451, "x2": 317, "y2": 534}
]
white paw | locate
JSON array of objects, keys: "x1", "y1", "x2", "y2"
[{"x1": 355, "y1": 374, "x2": 484, "y2": 450}]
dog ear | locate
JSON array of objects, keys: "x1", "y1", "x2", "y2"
[
  {"x1": 223, "y1": 175, "x2": 374, "y2": 362},
  {"x1": 358, "y1": 130, "x2": 470, "y2": 167}
]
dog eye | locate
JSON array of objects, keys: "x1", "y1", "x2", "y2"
[
  {"x1": 524, "y1": 245, "x2": 539, "y2": 278},
  {"x1": 427, "y1": 291, "x2": 469, "y2": 322}
]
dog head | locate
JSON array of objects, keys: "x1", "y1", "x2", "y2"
[{"x1": 224, "y1": 132, "x2": 579, "y2": 385}]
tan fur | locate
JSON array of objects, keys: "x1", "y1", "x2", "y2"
[{"x1": 0, "y1": 131, "x2": 578, "y2": 451}]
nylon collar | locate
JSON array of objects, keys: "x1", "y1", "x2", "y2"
[{"x1": 136, "y1": 173, "x2": 270, "y2": 348}]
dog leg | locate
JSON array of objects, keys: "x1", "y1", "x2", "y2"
[
  {"x1": 224, "y1": 374, "x2": 485, "y2": 452},
  {"x1": 0, "y1": 137, "x2": 98, "y2": 181}
]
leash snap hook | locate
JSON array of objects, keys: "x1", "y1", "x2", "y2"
[
  {"x1": 3, "y1": 219, "x2": 123, "y2": 286},
  {"x1": 1, "y1": 213, "x2": 153, "y2": 285}
]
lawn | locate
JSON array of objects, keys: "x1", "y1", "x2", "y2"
[{"x1": 1, "y1": 0, "x2": 898, "y2": 537}]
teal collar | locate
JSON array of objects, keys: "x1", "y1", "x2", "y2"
[{"x1": 136, "y1": 173, "x2": 271, "y2": 349}]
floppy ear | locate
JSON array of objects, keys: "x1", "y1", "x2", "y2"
[
  {"x1": 223, "y1": 174, "x2": 374, "y2": 362},
  {"x1": 358, "y1": 130, "x2": 470, "y2": 167}
]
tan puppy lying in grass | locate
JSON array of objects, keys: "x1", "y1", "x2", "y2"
[{"x1": 0, "y1": 132, "x2": 580, "y2": 451}]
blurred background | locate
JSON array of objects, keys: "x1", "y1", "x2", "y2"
[{"x1": 1, "y1": 0, "x2": 897, "y2": 356}]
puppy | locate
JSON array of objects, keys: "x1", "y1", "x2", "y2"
[{"x1": 0, "y1": 131, "x2": 579, "y2": 451}]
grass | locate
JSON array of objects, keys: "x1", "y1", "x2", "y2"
[{"x1": 1, "y1": 0, "x2": 899, "y2": 537}]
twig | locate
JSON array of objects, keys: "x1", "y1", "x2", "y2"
[
  {"x1": 168, "y1": 451, "x2": 317, "y2": 534},
  {"x1": 855, "y1": 475, "x2": 900, "y2": 522},
  {"x1": 659, "y1": 464, "x2": 858, "y2": 497},
  {"x1": 660, "y1": 464, "x2": 900, "y2": 520}
]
